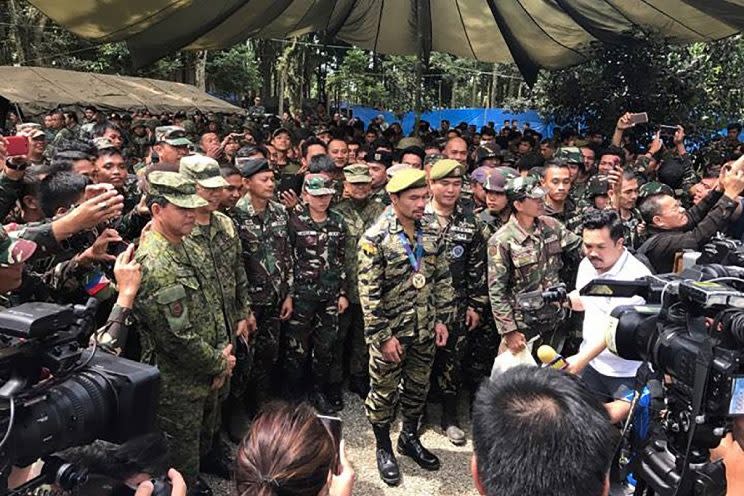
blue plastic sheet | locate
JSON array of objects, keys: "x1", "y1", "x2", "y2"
[{"x1": 349, "y1": 106, "x2": 554, "y2": 137}]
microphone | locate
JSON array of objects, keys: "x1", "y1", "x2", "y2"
[{"x1": 537, "y1": 345, "x2": 569, "y2": 370}]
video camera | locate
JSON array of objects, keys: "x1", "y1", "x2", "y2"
[
  {"x1": 518, "y1": 283, "x2": 572, "y2": 351},
  {"x1": 0, "y1": 299, "x2": 160, "y2": 494},
  {"x1": 578, "y1": 239, "x2": 744, "y2": 496}
]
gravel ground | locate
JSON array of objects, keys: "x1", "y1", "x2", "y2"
[{"x1": 203, "y1": 389, "x2": 480, "y2": 496}]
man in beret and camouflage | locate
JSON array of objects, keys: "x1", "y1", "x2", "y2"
[
  {"x1": 286, "y1": 174, "x2": 348, "y2": 414},
  {"x1": 367, "y1": 149, "x2": 393, "y2": 206},
  {"x1": 488, "y1": 176, "x2": 582, "y2": 354},
  {"x1": 358, "y1": 167, "x2": 455, "y2": 486},
  {"x1": 230, "y1": 157, "x2": 293, "y2": 419},
  {"x1": 179, "y1": 154, "x2": 256, "y2": 468},
  {"x1": 133, "y1": 171, "x2": 235, "y2": 495},
  {"x1": 423, "y1": 159, "x2": 487, "y2": 446},
  {"x1": 330, "y1": 163, "x2": 385, "y2": 400}
]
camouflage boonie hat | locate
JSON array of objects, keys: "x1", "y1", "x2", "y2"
[
  {"x1": 0, "y1": 226, "x2": 37, "y2": 267},
  {"x1": 386, "y1": 168, "x2": 427, "y2": 193},
  {"x1": 303, "y1": 174, "x2": 335, "y2": 196},
  {"x1": 93, "y1": 137, "x2": 119, "y2": 151},
  {"x1": 585, "y1": 175, "x2": 610, "y2": 198},
  {"x1": 343, "y1": 163, "x2": 372, "y2": 184},
  {"x1": 179, "y1": 154, "x2": 229, "y2": 189},
  {"x1": 505, "y1": 175, "x2": 545, "y2": 200},
  {"x1": 554, "y1": 146, "x2": 583, "y2": 164},
  {"x1": 638, "y1": 181, "x2": 674, "y2": 199},
  {"x1": 155, "y1": 126, "x2": 193, "y2": 147},
  {"x1": 148, "y1": 171, "x2": 208, "y2": 209},
  {"x1": 429, "y1": 159, "x2": 464, "y2": 181}
]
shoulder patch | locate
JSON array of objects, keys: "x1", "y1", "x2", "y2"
[{"x1": 360, "y1": 239, "x2": 377, "y2": 256}]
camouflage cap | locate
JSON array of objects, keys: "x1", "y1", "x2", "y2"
[
  {"x1": 131, "y1": 119, "x2": 146, "y2": 129},
  {"x1": 484, "y1": 170, "x2": 507, "y2": 193},
  {"x1": 155, "y1": 126, "x2": 193, "y2": 147},
  {"x1": 638, "y1": 181, "x2": 674, "y2": 199},
  {"x1": 179, "y1": 154, "x2": 229, "y2": 189},
  {"x1": 0, "y1": 226, "x2": 37, "y2": 267},
  {"x1": 424, "y1": 153, "x2": 446, "y2": 168},
  {"x1": 429, "y1": 159, "x2": 465, "y2": 181},
  {"x1": 499, "y1": 166, "x2": 519, "y2": 180},
  {"x1": 554, "y1": 146, "x2": 583, "y2": 164},
  {"x1": 236, "y1": 157, "x2": 271, "y2": 178},
  {"x1": 16, "y1": 122, "x2": 45, "y2": 139},
  {"x1": 387, "y1": 167, "x2": 427, "y2": 193},
  {"x1": 470, "y1": 166, "x2": 492, "y2": 185},
  {"x1": 148, "y1": 171, "x2": 208, "y2": 209},
  {"x1": 505, "y1": 175, "x2": 546, "y2": 200},
  {"x1": 585, "y1": 175, "x2": 610, "y2": 198},
  {"x1": 303, "y1": 174, "x2": 335, "y2": 196},
  {"x1": 93, "y1": 136, "x2": 119, "y2": 151},
  {"x1": 343, "y1": 163, "x2": 372, "y2": 184},
  {"x1": 396, "y1": 136, "x2": 424, "y2": 149}
]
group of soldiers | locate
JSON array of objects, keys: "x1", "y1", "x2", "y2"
[{"x1": 1, "y1": 106, "x2": 743, "y2": 493}]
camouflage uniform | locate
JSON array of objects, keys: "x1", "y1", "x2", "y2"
[
  {"x1": 359, "y1": 170, "x2": 456, "y2": 427},
  {"x1": 132, "y1": 172, "x2": 227, "y2": 483},
  {"x1": 543, "y1": 196, "x2": 583, "y2": 232},
  {"x1": 330, "y1": 167, "x2": 385, "y2": 387},
  {"x1": 621, "y1": 207, "x2": 646, "y2": 250},
  {"x1": 488, "y1": 177, "x2": 583, "y2": 344},
  {"x1": 370, "y1": 187, "x2": 391, "y2": 206},
  {"x1": 285, "y1": 180, "x2": 347, "y2": 393},
  {"x1": 231, "y1": 193, "x2": 293, "y2": 409}
]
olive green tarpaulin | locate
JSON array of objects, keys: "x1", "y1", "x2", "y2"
[
  {"x1": 27, "y1": 0, "x2": 744, "y2": 85},
  {"x1": 0, "y1": 66, "x2": 244, "y2": 116}
]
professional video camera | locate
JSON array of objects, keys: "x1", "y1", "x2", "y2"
[
  {"x1": 0, "y1": 299, "x2": 160, "y2": 495},
  {"x1": 578, "y1": 240, "x2": 744, "y2": 496},
  {"x1": 518, "y1": 283, "x2": 573, "y2": 352}
]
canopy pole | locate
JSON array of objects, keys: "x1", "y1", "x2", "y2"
[{"x1": 413, "y1": 0, "x2": 432, "y2": 133}]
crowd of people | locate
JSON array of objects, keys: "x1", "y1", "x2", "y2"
[{"x1": 1, "y1": 101, "x2": 743, "y2": 496}]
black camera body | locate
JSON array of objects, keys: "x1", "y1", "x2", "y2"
[
  {"x1": 0, "y1": 299, "x2": 160, "y2": 493},
  {"x1": 579, "y1": 237, "x2": 744, "y2": 496}
]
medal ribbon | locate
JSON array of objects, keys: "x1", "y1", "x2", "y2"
[{"x1": 398, "y1": 229, "x2": 424, "y2": 272}]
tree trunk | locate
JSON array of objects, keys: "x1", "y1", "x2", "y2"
[
  {"x1": 194, "y1": 50, "x2": 207, "y2": 91},
  {"x1": 7, "y1": 0, "x2": 27, "y2": 64},
  {"x1": 451, "y1": 79, "x2": 457, "y2": 108}
]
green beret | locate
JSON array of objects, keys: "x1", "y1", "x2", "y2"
[
  {"x1": 429, "y1": 159, "x2": 465, "y2": 181},
  {"x1": 386, "y1": 168, "x2": 427, "y2": 194}
]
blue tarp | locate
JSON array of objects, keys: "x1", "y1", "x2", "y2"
[{"x1": 349, "y1": 106, "x2": 554, "y2": 137}]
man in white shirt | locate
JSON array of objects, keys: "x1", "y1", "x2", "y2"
[{"x1": 568, "y1": 209, "x2": 650, "y2": 401}]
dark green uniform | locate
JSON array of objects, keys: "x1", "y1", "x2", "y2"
[{"x1": 330, "y1": 196, "x2": 385, "y2": 386}]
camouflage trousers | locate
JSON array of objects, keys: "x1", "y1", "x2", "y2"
[
  {"x1": 284, "y1": 296, "x2": 338, "y2": 388},
  {"x1": 245, "y1": 303, "x2": 282, "y2": 411},
  {"x1": 330, "y1": 303, "x2": 367, "y2": 385},
  {"x1": 432, "y1": 308, "x2": 468, "y2": 396},
  {"x1": 156, "y1": 378, "x2": 219, "y2": 484},
  {"x1": 365, "y1": 335, "x2": 435, "y2": 426},
  {"x1": 461, "y1": 312, "x2": 501, "y2": 389}
]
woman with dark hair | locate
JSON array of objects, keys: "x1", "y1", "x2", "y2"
[{"x1": 235, "y1": 402, "x2": 354, "y2": 496}]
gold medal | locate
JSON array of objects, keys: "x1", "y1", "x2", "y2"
[{"x1": 412, "y1": 272, "x2": 426, "y2": 289}]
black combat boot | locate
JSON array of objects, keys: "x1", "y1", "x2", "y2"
[
  {"x1": 309, "y1": 386, "x2": 335, "y2": 415},
  {"x1": 200, "y1": 433, "x2": 234, "y2": 480},
  {"x1": 326, "y1": 382, "x2": 344, "y2": 412},
  {"x1": 348, "y1": 374, "x2": 370, "y2": 399},
  {"x1": 372, "y1": 423, "x2": 401, "y2": 485},
  {"x1": 441, "y1": 393, "x2": 466, "y2": 446},
  {"x1": 187, "y1": 476, "x2": 213, "y2": 496},
  {"x1": 397, "y1": 420, "x2": 440, "y2": 471}
]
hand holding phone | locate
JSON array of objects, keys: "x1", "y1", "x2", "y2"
[{"x1": 5, "y1": 135, "x2": 29, "y2": 157}]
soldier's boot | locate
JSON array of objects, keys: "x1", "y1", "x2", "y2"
[
  {"x1": 326, "y1": 383, "x2": 344, "y2": 412},
  {"x1": 187, "y1": 476, "x2": 213, "y2": 496},
  {"x1": 373, "y1": 423, "x2": 401, "y2": 486},
  {"x1": 348, "y1": 374, "x2": 370, "y2": 399},
  {"x1": 200, "y1": 433, "x2": 234, "y2": 480},
  {"x1": 397, "y1": 421, "x2": 440, "y2": 471},
  {"x1": 441, "y1": 393, "x2": 466, "y2": 446},
  {"x1": 309, "y1": 386, "x2": 335, "y2": 415}
]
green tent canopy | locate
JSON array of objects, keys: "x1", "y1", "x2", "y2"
[
  {"x1": 28, "y1": 0, "x2": 744, "y2": 84},
  {"x1": 0, "y1": 66, "x2": 244, "y2": 116}
]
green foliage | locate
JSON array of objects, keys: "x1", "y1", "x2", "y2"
[
  {"x1": 521, "y1": 35, "x2": 744, "y2": 138},
  {"x1": 206, "y1": 44, "x2": 261, "y2": 95},
  {"x1": 327, "y1": 47, "x2": 387, "y2": 108}
]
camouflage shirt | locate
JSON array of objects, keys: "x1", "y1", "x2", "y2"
[
  {"x1": 476, "y1": 207, "x2": 510, "y2": 241},
  {"x1": 288, "y1": 204, "x2": 347, "y2": 300},
  {"x1": 621, "y1": 207, "x2": 646, "y2": 250},
  {"x1": 231, "y1": 197, "x2": 293, "y2": 305},
  {"x1": 543, "y1": 197, "x2": 582, "y2": 232},
  {"x1": 370, "y1": 187, "x2": 391, "y2": 206},
  {"x1": 423, "y1": 201, "x2": 488, "y2": 312},
  {"x1": 358, "y1": 209, "x2": 456, "y2": 345},
  {"x1": 331, "y1": 197, "x2": 385, "y2": 303},
  {"x1": 185, "y1": 211, "x2": 252, "y2": 338},
  {"x1": 487, "y1": 215, "x2": 582, "y2": 337},
  {"x1": 134, "y1": 230, "x2": 229, "y2": 389}
]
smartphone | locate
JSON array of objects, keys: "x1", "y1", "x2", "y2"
[
  {"x1": 6, "y1": 135, "x2": 29, "y2": 156},
  {"x1": 317, "y1": 415, "x2": 342, "y2": 474},
  {"x1": 627, "y1": 112, "x2": 648, "y2": 125},
  {"x1": 659, "y1": 125, "x2": 678, "y2": 135},
  {"x1": 107, "y1": 240, "x2": 129, "y2": 257}
]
